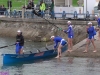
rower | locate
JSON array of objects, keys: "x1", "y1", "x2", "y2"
[{"x1": 15, "y1": 30, "x2": 24, "y2": 54}]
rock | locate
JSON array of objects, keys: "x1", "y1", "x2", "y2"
[{"x1": 0, "y1": 18, "x2": 95, "y2": 45}]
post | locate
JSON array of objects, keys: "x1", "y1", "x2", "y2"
[
  {"x1": 86, "y1": 0, "x2": 88, "y2": 37},
  {"x1": 9, "y1": 0, "x2": 11, "y2": 18},
  {"x1": 86, "y1": 0, "x2": 87, "y2": 19},
  {"x1": 22, "y1": 7, "x2": 25, "y2": 19},
  {"x1": 99, "y1": 10, "x2": 100, "y2": 17},
  {"x1": 68, "y1": 0, "x2": 69, "y2": 7}
]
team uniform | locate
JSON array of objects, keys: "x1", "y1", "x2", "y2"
[
  {"x1": 64, "y1": 25, "x2": 74, "y2": 38},
  {"x1": 16, "y1": 33, "x2": 24, "y2": 54},
  {"x1": 53, "y1": 36, "x2": 67, "y2": 49},
  {"x1": 97, "y1": 18, "x2": 100, "y2": 28},
  {"x1": 87, "y1": 26, "x2": 95, "y2": 39}
]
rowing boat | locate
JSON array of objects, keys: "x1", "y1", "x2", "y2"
[{"x1": 2, "y1": 44, "x2": 67, "y2": 65}]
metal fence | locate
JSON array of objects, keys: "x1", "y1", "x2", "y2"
[{"x1": 0, "y1": 9, "x2": 97, "y2": 20}]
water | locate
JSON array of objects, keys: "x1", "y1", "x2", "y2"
[{"x1": 0, "y1": 37, "x2": 100, "y2": 75}]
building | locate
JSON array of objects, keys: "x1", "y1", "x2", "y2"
[{"x1": 54, "y1": 0, "x2": 72, "y2": 7}]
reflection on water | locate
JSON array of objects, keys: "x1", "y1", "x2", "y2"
[
  {"x1": 0, "y1": 37, "x2": 100, "y2": 75},
  {"x1": 1, "y1": 57, "x2": 100, "y2": 75}
]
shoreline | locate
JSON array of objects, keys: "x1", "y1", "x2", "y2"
[{"x1": 63, "y1": 31, "x2": 100, "y2": 58}]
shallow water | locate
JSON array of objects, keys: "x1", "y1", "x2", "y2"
[{"x1": 0, "y1": 37, "x2": 100, "y2": 75}]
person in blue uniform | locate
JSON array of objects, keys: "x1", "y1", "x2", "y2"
[
  {"x1": 50, "y1": 36, "x2": 67, "y2": 58},
  {"x1": 83, "y1": 22, "x2": 97, "y2": 53},
  {"x1": 15, "y1": 30, "x2": 24, "y2": 54},
  {"x1": 63, "y1": 21, "x2": 74, "y2": 52},
  {"x1": 95, "y1": 15, "x2": 100, "y2": 40}
]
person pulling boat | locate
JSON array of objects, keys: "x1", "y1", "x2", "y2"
[
  {"x1": 63, "y1": 21, "x2": 74, "y2": 52},
  {"x1": 15, "y1": 30, "x2": 24, "y2": 54},
  {"x1": 50, "y1": 36, "x2": 67, "y2": 58},
  {"x1": 83, "y1": 22, "x2": 97, "y2": 53}
]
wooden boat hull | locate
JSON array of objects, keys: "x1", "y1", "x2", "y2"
[{"x1": 2, "y1": 45, "x2": 67, "y2": 65}]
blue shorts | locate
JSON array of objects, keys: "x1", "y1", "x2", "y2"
[
  {"x1": 68, "y1": 35, "x2": 73, "y2": 39},
  {"x1": 88, "y1": 36, "x2": 94, "y2": 39},
  {"x1": 60, "y1": 39, "x2": 67, "y2": 46},
  {"x1": 16, "y1": 43, "x2": 23, "y2": 54}
]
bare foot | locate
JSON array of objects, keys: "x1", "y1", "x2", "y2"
[
  {"x1": 66, "y1": 49, "x2": 69, "y2": 52},
  {"x1": 55, "y1": 56, "x2": 60, "y2": 58},
  {"x1": 66, "y1": 49, "x2": 72, "y2": 52},
  {"x1": 97, "y1": 38, "x2": 100, "y2": 40},
  {"x1": 59, "y1": 55, "x2": 62, "y2": 57},
  {"x1": 93, "y1": 50, "x2": 97, "y2": 53},
  {"x1": 83, "y1": 50, "x2": 87, "y2": 53},
  {"x1": 69, "y1": 50, "x2": 73, "y2": 52},
  {"x1": 67, "y1": 50, "x2": 73, "y2": 53}
]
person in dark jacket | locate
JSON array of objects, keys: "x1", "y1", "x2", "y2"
[{"x1": 16, "y1": 30, "x2": 24, "y2": 54}]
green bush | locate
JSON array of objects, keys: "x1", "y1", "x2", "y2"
[{"x1": 72, "y1": 0, "x2": 78, "y2": 6}]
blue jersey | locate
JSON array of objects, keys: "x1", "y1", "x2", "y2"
[
  {"x1": 87, "y1": 26, "x2": 95, "y2": 37},
  {"x1": 53, "y1": 36, "x2": 62, "y2": 48},
  {"x1": 97, "y1": 18, "x2": 100, "y2": 26},
  {"x1": 53, "y1": 36, "x2": 67, "y2": 48},
  {"x1": 64, "y1": 25, "x2": 74, "y2": 38}
]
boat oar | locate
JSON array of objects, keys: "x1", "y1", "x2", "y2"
[
  {"x1": 33, "y1": 10, "x2": 63, "y2": 31},
  {"x1": 0, "y1": 44, "x2": 15, "y2": 49}
]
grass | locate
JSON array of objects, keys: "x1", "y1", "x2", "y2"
[
  {"x1": 0, "y1": 0, "x2": 79, "y2": 10},
  {"x1": 0, "y1": 0, "x2": 39, "y2": 10},
  {"x1": 72, "y1": 0, "x2": 78, "y2": 6}
]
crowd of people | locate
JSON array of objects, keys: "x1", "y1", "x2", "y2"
[
  {"x1": 0, "y1": 0, "x2": 54, "y2": 18},
  {"x1": 0, "y1": 5, "x2": 6, "y2": 15}
]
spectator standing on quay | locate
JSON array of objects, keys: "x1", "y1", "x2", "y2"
[
  {"x1": 50, "y1": 0, "x2": 54, "y2": 12},
  {"x1": 26, "y1": 0, "x2": 34, "y2": 9},
  {"x1": 39, "y1": 1, "x2": 46, "y2": 16},
  {"x1": 0, "y1": 5, "x2": 6, "y2": 15},
  {"x1": 50, "y1": 0, "x2": 54, "y2": 18},
  {"x1": 31, "y1": 0, "x2": 34, "y2": 9},
  {"x1": 26, "y1": 0, "x2": 32, "y2": 9}
]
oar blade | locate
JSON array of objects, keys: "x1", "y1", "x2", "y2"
[{"x1": 0, "y1": 44, "x2": 15, "y2": 49}]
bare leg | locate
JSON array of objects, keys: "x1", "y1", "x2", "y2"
[
  {"x1": 55, "y1": 45, "x2": 62, "y2": 58},
  {"x1": 99, "y1": 29, "x2": 100, "y2": 40},
  {"x1": 91, "y1": 39, "x2": 97, "y2": 52},
  {"x1": 83, "y1": 38, "x2": 90, "y2": 53},
  {"x1": 59, "y1": 45, "x2": 62, "y2": 57},
  {"x1": 20, "y1": 49, "x2": 23, "y2": 54},
  {"x1": 68, "y1": 38, "x2": 71, "y2": 50},
  {"x1": 70, "y1": 38, "x2": 73, "y2": 52},
  {"x1": 67, "y1": 38, "x2": 71, "y2": 52},
  {"x1": 67, "y1": 38, "x2": 73, "y2": 52}
]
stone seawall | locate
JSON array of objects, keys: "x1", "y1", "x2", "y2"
[{"x1": 0, "y1": 18, "x2": 97, "y2": 45}]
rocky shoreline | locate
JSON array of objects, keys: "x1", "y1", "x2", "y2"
[{"x1": 63, "y1": 32, "x2": 100, "y2": 58}]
